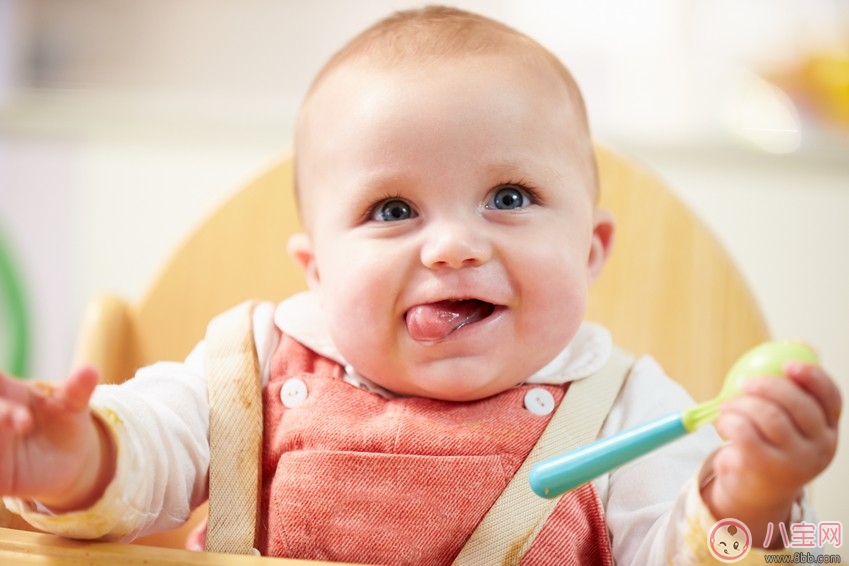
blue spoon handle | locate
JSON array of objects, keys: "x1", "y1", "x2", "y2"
[{"x1": 529, "y1": 412, "x2": 688, "y2": 499}]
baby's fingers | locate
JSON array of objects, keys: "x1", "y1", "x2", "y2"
[
  {"x1": 720, "y1": 393, "x2": 799, "y2": 449},
  {"x1": 738, "y1": 376, "x2": 825, "y2": 441},
  {"x1": 58, "y1": 366, "x2": 100, "y2": 413},
  {"x1": 784, "y1": 362, "x2": 842, "y2": 429},
  {"x1": 0, "y1": 367, "x2": 99, "y2": 434}
]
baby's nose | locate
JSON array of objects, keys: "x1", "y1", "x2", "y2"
[{"x1": 420, "y1": 222, "x2": 492, "y2": 269}]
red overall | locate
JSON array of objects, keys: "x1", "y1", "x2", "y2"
[{"x1": 259, "y1": 334, "x2": 614, "y2": 565}]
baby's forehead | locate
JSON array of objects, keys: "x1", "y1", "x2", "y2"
[
  {"x1": 299, "y1": 48, "x2": 587, "y2": 147},
  {"x1": 348, "y1": 52, "x2": 572, "y2": 98},
  {"x1": 313, "y1": 38, "x2": 582, "y2": 108},
  {"x1": 296, "y1": 53, "x2": 591, "y2": 175}
]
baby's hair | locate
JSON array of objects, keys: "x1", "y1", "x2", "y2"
[
  {"x1": 306, "y1": 6, "x2": 585, "y2": 106},
  {"x1": 294, "y1": 5, "x2": 598, "y2": 214}
]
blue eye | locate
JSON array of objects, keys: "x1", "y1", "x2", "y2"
[
  {"x1": 372, "y1": 199, "x2": 416, "y2": 222},
  {"x1": 487, "y1": 185, "x2": 530, "y2": 210}
]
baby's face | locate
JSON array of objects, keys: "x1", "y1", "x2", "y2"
[{"x1": 291, "y1": 54, "x2": 610, "y2": 401}]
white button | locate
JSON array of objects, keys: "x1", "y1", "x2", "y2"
[
  {"x1": 251, "y1": 548, "x2": 261, "y2": 556},
  {"x1": 524, "y1": 388, "x2": 555, "y2": 416},
  {"x1": 280, "y1": 378, "x2": 308, "y2": 408}
]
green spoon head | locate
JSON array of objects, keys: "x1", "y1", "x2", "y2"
[
  {"x1": 719, "y1": 340, "x2": 819, "y2": 400},
  {"x1": 682, "y1": 341, "x2": 819, "y2": 432}
]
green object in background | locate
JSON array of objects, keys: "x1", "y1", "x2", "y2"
[{"x1": 0, "y1": 225, "x2": 30, "y2": 377}]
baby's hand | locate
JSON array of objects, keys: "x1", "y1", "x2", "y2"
[
  {"x1": 0, "y1": 366, "x2": 114, "y2": 512},
  {"x1": 704, "y1": 362, "x2": 841, "y2": 545}
]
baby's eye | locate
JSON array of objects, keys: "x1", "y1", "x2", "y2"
[
  {"x1": 486, "y1": 185, "x2": 532, "y2": 210},
  {"x1": 371, "y1": 198, "x2": 416, "y2": 222}
]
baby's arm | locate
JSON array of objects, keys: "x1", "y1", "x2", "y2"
[
  {"x1": 703, "y1": 361, "x2": 841, "y2": 547},
  {"x1": 0, "y1": 366, "x2": 115, "y2": 512},
  {"x1": 3, "y1": 358, "x2": 212, "y2": 541},
  {"x1": 3, "y1": 301, "x2": 277, "y2": 542}
]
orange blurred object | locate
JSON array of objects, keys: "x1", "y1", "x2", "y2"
[{"x1": 775, "y1": 50, "x2": 849, "y2": 130}]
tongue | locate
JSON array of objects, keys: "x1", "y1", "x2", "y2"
[{"x1": 406, "y1": 300, "x2": 492, "y2": 342}]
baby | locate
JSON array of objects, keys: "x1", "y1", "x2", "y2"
[{"x1": 0, "y1": 6, "x2": 841, "y2": 565}]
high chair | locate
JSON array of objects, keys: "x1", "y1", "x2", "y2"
[{"x1": 0, "y1": 145, "x2": 770, "y2": 564}]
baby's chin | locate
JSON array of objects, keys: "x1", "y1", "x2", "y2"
[{"x1": 370, "y1": 368, "x2": 525, "y2": 402}]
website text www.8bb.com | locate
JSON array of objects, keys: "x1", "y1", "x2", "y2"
[{"x1": 763, "y1": 552, "x2": 841, "y2": 563}]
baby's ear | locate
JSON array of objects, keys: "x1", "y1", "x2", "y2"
[
  {"x1": 587, "y1": 208, "x2": 615, "y2": 282},
  {"x1": 287, "y1": 232, "x2": 320, "y2": 290}
]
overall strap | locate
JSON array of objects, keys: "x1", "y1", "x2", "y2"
[
  {"x1": 453, "y1": 347, "x2": 634, "y2": 566},
  {"x1": 205, "y1": 299, "x2": 263, "y2": 555}
]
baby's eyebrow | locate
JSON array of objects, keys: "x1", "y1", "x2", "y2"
[
  {"x1": 340, "y1": 169, "x2": 418, "y2": 215},
  {"x1": 484, "y1": 160, "x2": 562, "y2": 184},
  {"x1": 348, "y1": 169, "x2": 416, "y2": 198}
]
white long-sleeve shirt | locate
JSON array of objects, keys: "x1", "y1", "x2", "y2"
[{"x1": 5, "y1": 292, "x2": 812, "y2": 564}]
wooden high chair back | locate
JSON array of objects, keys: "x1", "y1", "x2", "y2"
[
  {"x1": 2, "y1": 145, "x2": 770, "y2": 555},
  {"x1": 589, "y1": 146, "x2": 770, "y2": 401}
]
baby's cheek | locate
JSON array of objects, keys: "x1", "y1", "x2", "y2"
[
  {"x1": 535, "y1": 278, "x2": 585, "y2": 332},
  {"x1": 522, "y1": 288, "x2": 584, "y2": 369},
  {"x1": 329, "y1": 300, "x2": 384, "y2": 352}
]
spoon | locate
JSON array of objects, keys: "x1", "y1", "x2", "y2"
[{"x1": 528, "y1": 341, "x2": 818, "y2": 499}]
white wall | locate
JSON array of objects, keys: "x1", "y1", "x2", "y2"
[{"x1": 1, "y1": 0, "x2": 847, "y2": 557}]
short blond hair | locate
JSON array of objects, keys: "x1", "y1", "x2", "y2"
[
  {"x1": 310, "y1": 7, "x2": 584, "y2": 103},
  {"x1": 295, "y1": 6, "x2": 597, "y2": 211}
]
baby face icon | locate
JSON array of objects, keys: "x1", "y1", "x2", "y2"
[{"x1": 708, "y1": 519, "x2": 752, "y2": 562}]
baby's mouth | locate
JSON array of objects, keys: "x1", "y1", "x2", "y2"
[{"x1": 405, "y1": 299, "x2": 496, "y2": 343}]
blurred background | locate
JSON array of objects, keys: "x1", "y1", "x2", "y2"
[{"x1": 1, "y1": 0, "x2": 847, "y2": 555}]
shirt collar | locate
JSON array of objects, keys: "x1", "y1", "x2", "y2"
[{"x1": 275, "y1": 291, "x2": 611, "y2": 394}]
